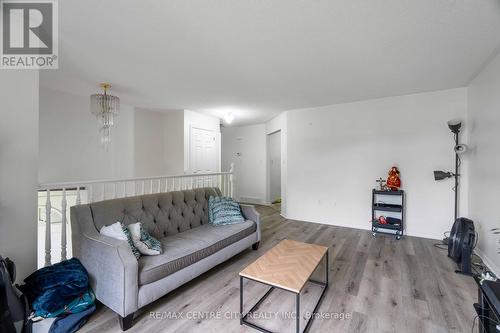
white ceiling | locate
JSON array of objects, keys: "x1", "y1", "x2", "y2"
[{"x1": 41, "y1": 0, "x2": 500, "y2": 126}]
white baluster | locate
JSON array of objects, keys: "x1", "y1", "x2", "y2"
[
  {"x1": 112, "y1": 183, "x2": 117, "y2": 199},
  {"x1": 229, "y1": 162, "x2": 235, "y2": 199},
  {"x1": 221, "y1": 175, "x2": 224, "y2": 195},
  {"x1": 76, "y1": 186, "x2": 81, "y2": 205},
  {"x1": 61, "y1": 188, "x2": 67, "y2": 261},
  {"x1": 225, "y1": 174, "x2": 229, "y2": 196},
  {"x1": 102, "y1": 183, "x2": 105, "y2": 201},
  {"x1": 165, "y1": 178, "x2": 169, "y2": 192},
  {"x1": 157, "y1": 179, "x2": 161, "y2": 193},
  {"x1": 142, "y1": 180, "x2": 145, "y2": 195},
  {"x1": 88, "y1": 184, "x2": 93, "y2": 203},
  {"x1": 150, "y1": 179, "x2": 153, "y2": 194},
  {"x1": 44, "y1": 189, "x2": 51, "y2": 266}
]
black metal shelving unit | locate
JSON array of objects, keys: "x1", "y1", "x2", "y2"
[{"x1": 372, "y1": 189, "x2": 404, "y2": 240}]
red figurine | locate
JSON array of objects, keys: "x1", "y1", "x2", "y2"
[{"x1": 387, "y1": 166, "x2": 401, "y2": 191}]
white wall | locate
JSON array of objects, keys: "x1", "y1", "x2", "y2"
[
  {"x1": 39, "y1": 88, "x2": 135, "y2": 183},
  {"x1": 0, "y1": 71, "x2": 39, "y2": 281},
  {"x1": 286, "y1": 88, "x2": 468, "y2": 240},
  {"x1": 134, "y1": 109, "x2": 184, "y2": 176},
  {"x1": 222, "y1": 124, "x2": 267, "y2": 204},
  {"x1": 468, "y1": 51, "x2": 500, "y2": 275},
  {"x1": 134, "y1": 109, "x2": 166, "y2": 176},
  {"x1": 163, "y1": 111, "x2": 185, "y2": 174},
  {"x1": 40, "y1": 89, "x2": 189, "y2": 183}
]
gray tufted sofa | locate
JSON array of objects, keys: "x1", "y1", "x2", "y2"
[{"x1": 70, "y1": 187, "x2": 260, "y2": 330}]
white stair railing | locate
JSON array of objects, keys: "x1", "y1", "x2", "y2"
[{"x1": 38, "y1": 165, "x2": 234, "y2": 267}]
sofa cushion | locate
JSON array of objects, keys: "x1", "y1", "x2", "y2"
[{"x1": 138, "y1": 220, "x2": 256, "y2": 285}]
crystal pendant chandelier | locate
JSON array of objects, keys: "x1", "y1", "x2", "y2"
[{"x1": 90, "y1": 83, "x2": 120, "y2": 151}]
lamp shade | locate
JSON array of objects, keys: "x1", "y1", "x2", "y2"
[
  {"x1": 434, "y1": 170, "x2": 453, "y2": 181},
  {"x1": 447, "y1": 119, "x2": 462, "y2": 134}
]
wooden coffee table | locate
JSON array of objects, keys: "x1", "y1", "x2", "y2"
[{"x1": 239, "y1": 239, "x2": 329, "y2": 333}]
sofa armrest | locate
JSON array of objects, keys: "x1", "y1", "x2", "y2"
[
  {"x1": 240, "y1": 204, "x2": 261, "y2": 242},
  {"x1": 80, "y1": 233, "x2": 138, "y2": 317},
  {"x1": 70, "y1": 205, "x2": 138, "y2": 317}
]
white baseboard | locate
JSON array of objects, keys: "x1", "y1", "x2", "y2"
[
  {"x1": 283, "y1": 214, "x2": 444, "y2": 241},
  {"x1": 238, "y1": 196, "x2": 265, "y2": 205},
  {"x1": 404, "y1": 230, "x2": 443, "y2": 241},
  {"x1": 474, "y1": 247, "x2": 500, "y2": 277},
  {"x1": 273, "y1": 212, "x2": 500, "y2": 275}
]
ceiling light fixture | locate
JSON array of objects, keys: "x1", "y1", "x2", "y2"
[
  {"x1": 90, "y1": 83, "x2": 120, "y2": 151},
  {"x1": 224, "y1": 112, "x2": 235, "y2": 125}
]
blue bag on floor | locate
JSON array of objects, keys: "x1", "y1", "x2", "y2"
[
  {"x1": 48, "y1": 305, "x2": 96, "y2": 333},
  {"x1": 35, "y1": 289, "x2": 95, "y2": 318},
  {"x1": 19, "y1": 258, "x2": 91, "y2": 319}
]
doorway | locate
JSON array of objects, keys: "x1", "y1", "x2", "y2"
[{"x1": 267, "y1": 131, "x2": 281, "y2": 210}]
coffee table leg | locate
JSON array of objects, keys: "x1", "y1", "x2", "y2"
[
  {"x1": 326, "y1": 250, "x2": 329, "y2": 287},
  {"x1": 240, "y1": 276, "x2": 243, "y2": 325},
  {"x1": 296, "y1": 293, "x2": 300, "y2": 333}
]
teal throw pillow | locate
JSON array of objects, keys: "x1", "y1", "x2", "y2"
[{"x1": 209, "y1": 196, "x2": 244, "y2": 226}]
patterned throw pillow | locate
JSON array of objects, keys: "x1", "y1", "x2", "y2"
[
  {"x1": 128, "y1": 222, "x2": 162, "y2": 255},
  {"x1": 100, "y1": 222, "x2": 141, "y2": 259},
  {"x1": 209, "y1": 196, "x2": 244, "y2": 226},
  {"x1": 140, "y1": 227, "x2": 162, "y2": 253},
  {"x1": 208, "y1": 196, "x2": 221, "y2": 223},
  {"x1": 120, "y1": 224, "x2": 141, "y2": 259}
]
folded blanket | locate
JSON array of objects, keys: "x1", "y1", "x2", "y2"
[{"x1": 20, "y1": 258, "x2": 90, "y2": 318}]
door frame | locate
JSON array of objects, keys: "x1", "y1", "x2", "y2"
[{"x1": 266, "y1": 130, "x2": 281, "y2": 205}]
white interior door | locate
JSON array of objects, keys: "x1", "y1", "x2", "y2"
[{"x1": 190, "y1": 127, "x2": 219, "y2": 173}]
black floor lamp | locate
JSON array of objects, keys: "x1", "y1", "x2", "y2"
[{"x1": 433, "y1": 119, "x2": 467, "y2": 221}]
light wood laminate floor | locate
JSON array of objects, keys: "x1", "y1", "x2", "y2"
[{"x1": 80, "y1": 205, "x2": 477, "y2": 333}]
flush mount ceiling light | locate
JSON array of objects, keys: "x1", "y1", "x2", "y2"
[
  {"x1": 90, "y1": 83, "x2": 120, "y2": 151},
  {"x1": 224, "y1": 111, "x2": 235, "y2": 124}
]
